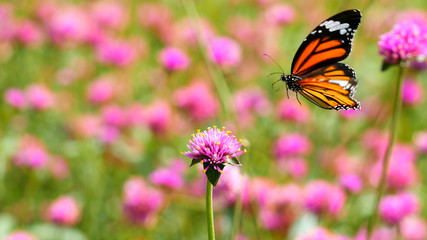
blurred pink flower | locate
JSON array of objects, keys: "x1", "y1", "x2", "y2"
[
  {"x1": 123, "y1": 103, "x2": 146, "y2": 127},
  {"x1": 285, "y1": 157, "x2": 308, "y2": 179},
  {"x1": 14, "y1": 20, "x2": 44, "y2": 47},
  {"x1": 339, "y1": 173, "x2": 363, "y2": 194},
  {"x1": 0, "y1": 4, "x2": 16, "y2": 42},
  {"x1": 26, "y1": 84, "x2": 54, "y2": 110},
  {"x1": 233, "y1": 87, "x2": 271, "y2": 128},
  {"x1": 274, "y1": 133, "x2": 311, "y2": 159},
  {"x1": 277, "y1": 98, "x2": 310, "y2": 123},
  {"x1": 339, "y1": 108, "x2": 363, "y2": 119},
  {"x1": 207, "y1": 37, "x2": 241, "y2": 67},
  {"x1": 48, "y1": 155, "x2": 69, "y2": 180},
  {"x1": 414, "y1": 131, "x2": 427, "y2": 153},
  {"x1": 102, "y1": 105, "x2": 128, "y2": 128},
  {"x1": 149, "y1": 159, "x2": 186, "y2": 190},
  {"x1": 173, "y1": 18, "x2": 215, "y2": 46},
  {"x1": 296, "y1": 228, "x2": 347, "y2": 240},
  {"x1": 400, "y1": 216, "x2": 427, "y2": 240},
  {"x1": 263, "y1": 4, "x2": 296, "y2": 26},
  {"x1": 13, "y1": 136, "x2": 49, "y2": 169},
  {"x1": 87, "y1": 77, "x2": 115, "y2": 104},
  {"x1": 47, "y1": 195, "x2": 81, "y2": 226},
  {"x1": 158, "y1": 47, "x2": 190, "y2": 71},
  {"x1": 227, "y1": 16, "x2": 257, "y2": 46},
  {"x1": 214, "y1": 167, "x2": 245, "y2": 206},
  {"x1": 304, "y1": 180, "x2": 346, "y2": 217},
  {"x1": 402, "y1": 78, "x2": 424, "y2": 105},
  {"x1": 379, "y1": 192, "x2": 419, "y2": 224},
  {"x1": 361, "y1": 129, "x2": 389, "y2": 156},
  {"x1": 355, "y1": 227, "x2": 396, "y2": 240},
  {"x1": 123, "y1": 176, "x2": 164, "y2": 227},
  {"x1": 97, "y1": 125, "x2": 120, "y2": 144},
  {"x1": 144, "y1": 101, "x2": 172, "y2": 134},
  {"x1": 91, "y1": 1, "x2": 127, "y2": 29},
  {"x1": 4, "y1": 88, "x2": 26, "y2": 110},
  {"x1": 370, "y1": 144, "x2": 418, "y2": 189},
  {"x1": 96, "y1": 38, "x2": 136, "y2": 67},
  {"x1": 378, "y1": 19, "x2": 427, "y2": 65},
  {"x1": 45, "y1": 7, "x2": 91, "y2": 46},
  {"x1": 258, "y1": 184, "x2": 301, "y2": 232},
  {"x1": 173, "y1": 81, "x2": 219, "y2": 122},
  {"x1": 5, "y1": 230, "x2": 38, "y2": 240},
  {"x1": 70, "y1": 114, "x2": 102, "y2": 138},
  {"x1": 137, "y1": 3, "x2": 172, "y2": 30}
]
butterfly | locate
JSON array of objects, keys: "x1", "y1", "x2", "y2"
[{"x1": 268, "y1": 9, "x2": 362, "y2": 110}]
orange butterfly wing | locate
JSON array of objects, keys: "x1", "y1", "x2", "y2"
[{"x1": 297, "y1": 63, "x2": 360, "y2": 110}]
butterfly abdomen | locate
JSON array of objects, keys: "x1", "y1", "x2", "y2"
[{"x1": 281, "y1": 74, "x2": 303, "y2": 92}]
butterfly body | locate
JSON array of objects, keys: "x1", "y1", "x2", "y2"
[{"x1": 278, "y1": 9, "x2": 362, "y2": 110}]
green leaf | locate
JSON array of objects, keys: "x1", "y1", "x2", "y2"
[
  {"x1": 190, "y1": 159, "x2": 201, "y2": 167},
  {"x1": 225, "y1": 157, "x2": 242, "y2": 166},
  {"x1": 203, "y1": 163, "x2": 225, "y2": 186},
  {"x1": 381, "y1": 61, "x2": 393, "y2": 71}
]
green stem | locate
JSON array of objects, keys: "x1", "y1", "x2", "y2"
[
  {"x1": 230, "y1": 190, "x2": 243, "y2": 240},
  {"x1": 206, "y1": 180, "x2": 216, "y2": 240},
  {"x1": 367, "y1": 66, "x2": 404, "y2": 238}
]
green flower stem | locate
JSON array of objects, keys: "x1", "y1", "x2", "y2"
[
  {"x1": 367, "y1": 66, "x2": 404, "y2": 238},
  {"x1": 206, "y1": 180, "x2": 216, "y2": 240}
]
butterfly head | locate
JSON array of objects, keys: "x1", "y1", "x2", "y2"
[{"x1": 281, "y1": 74, "x2": 302, "y2": 92}]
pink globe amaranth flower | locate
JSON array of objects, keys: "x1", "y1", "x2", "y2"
[
  {"x1": 149, "y1": 167, "x2": 185, "y2": 190},
  {"x1": 379, "y1": 192, "x2": 419, "y2": 224},
  {"x1": 277, "y1": 98, "x2": 310, "y2": 123},
  {"x1": 339, "y1": 173, "x2": 363, "y2": 194},
  {"x1": 414, "y1": 131, "x2": 427, "y2": 153},
  {"x1": 370, "y1": 144, "x2": 418, "y2": 189},
  {"x1": 102, "y1": 105, "x2": 128, "y2": 128},
  {"x1": 45, "y1": 7, "x2": 91, "y2": 46},
  {"x1": 123, "y1": 176, "x2": 164, "y2": 227},
  {"x1": 96, "y1": 38, "x2": 136, "y2": 67},
  {"x1": 158, "y1": 47, "x2": 190, "y2": 71},
  {"x1": 285, "y1": 157, "x2": 308, "y2": 179},
  {"x1": 97, "y1": 125, "x2": 120, "y2": 144},
  {"x1": 26, "y1": 84, "x2": 54, "y2": 111},
  {"x1": 304, "y1": 180, "x2": 346, "y2": 217},
  {"x1": 378, "y1": 20, "x2": 427, "y2": 65},
  {"x1": 207, "y1": 37, "x2": 242, "y2": 67},
  {"x1": 233, "y1": 88, "x2": 271, "y2": 128},
  {"x1": 174, "y1": 81, "x2": 219, "y2": 122},
  {"x1": 273, "y1": 133, "x2": 311, "y2": 159},
  {"x1": 144, "y1": 101, "x2": 172, "y2": 134},
  {"x1": 182, "y1": 126, "x2": 246, "y2": 184},
  {"x1": 47, "y1": 196, "x2": 81, "y2": 226},
  {"x1": 400, "y1": 216, "x2": 427, "y2": 240},
  {"x1": 91, "y1": 1, "x2": 127, "y2": 29},
  {"x1": 14, "y1": 20, "x2": 44, "y2": 47},
  {"x1": 87, "y1": 77, "x2": 115, "y2": 104},
  {"x1": 5, "y1": 230, "x2": 38, "y2": 240},
  {"x1": 361, "y1": 129, "x2": 389, "y2": 156},
  {"x1": 0, "y1": 4, "x2": 16, "y2": 42},
  {"x1": 13, "y1": 136, "x2": 49, "y2": 169},
  {"x1": 355, "y1": 227, "x2": 396, "y2": 240},
  {"x1": 339, "y1": 108, "x2": 363, "y2": 119},
  {"x1": 263, "y1": 4, "x2": 296, "y2": 26},
  {"x1": 4, "y1": 88, "x2": 26, "y2": 110},
  {"x1": 402, "y1": 78, "x2": 424, "y2": 105}
]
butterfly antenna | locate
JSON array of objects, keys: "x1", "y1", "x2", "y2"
[
  {"x1": 263, "y1": 54, "x2": 285, "y2": 74},
  {"x1": 295, "y1": 92, "x2": 301, "y2": 105},
  {"x1": 267, "y1": 72, "x2": 283, "y2": 78}
]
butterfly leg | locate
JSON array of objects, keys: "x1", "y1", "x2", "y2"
[
  {"x1": 286, "y1": 84, "x2": 290, "y2": 99},
  {"x1": 295, "y1": 92, "x2": 301, "y2": 105}
]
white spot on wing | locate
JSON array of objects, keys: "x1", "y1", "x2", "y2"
[{"x1": 329, "y1": 80, "x2": 349, "y2": 87}]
